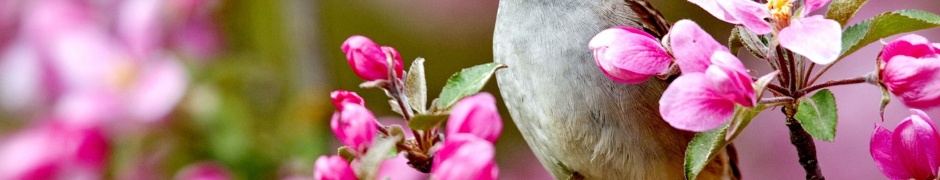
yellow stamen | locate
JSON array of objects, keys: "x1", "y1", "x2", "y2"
[{"x1": 767, "y1": 0, "x2": 793, "y2": 30}]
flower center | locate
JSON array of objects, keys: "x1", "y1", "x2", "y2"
[{"x1": 767, "y1": 0, "x2": 793, "y2": 30}]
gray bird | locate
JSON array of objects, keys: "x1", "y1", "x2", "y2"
[{"x1": 493, "y1": 0, "x2": 738, "y2": 179}]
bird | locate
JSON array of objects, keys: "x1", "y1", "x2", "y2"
[{"x1": 492, "y1": 0, "x2": 738, "y2": 179}]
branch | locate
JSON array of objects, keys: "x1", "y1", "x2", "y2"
[
  {"x1": 783, "y1": 105, "x2": 825, "y2": 180},
  {"x1": 798, "y1": 76, "x2": 868, "y2": 97}
]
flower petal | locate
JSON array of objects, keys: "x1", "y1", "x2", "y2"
[
  {"x1": 804, "y1": 0, "x2": 831, "y2": 14},
  {"x1": 669, "y1": 20, "x2": 728, "y2": 73},
  {"x1": 892, "y1": 112, "x2": 940, "y2": 179},
  {"x1": 871, "y1": 124, "x2": 911, "y2": 179},
  {"x1": 719, "y1": 0, "x2": 772, "y2": 34},
  {"x1": 590, "y1": 27, "x2": 673, "y2": 84},
  {"x1": 659, "y1": 73, "x2": 736, "y2": 132},
  {"x1": 882, "y1": 56, "x2": 940, "y2": 109},
  {"x1": 128, "y1": 57, "x2": 189, "y2": 122},
  {"x1": 707, "y1": 51, "x2": 756, "y2": 107},
  {"x1": 688, "y1": 0, "x2": 739, "y2": 24},
  {"x1": 881, "y1": 34, "x2": 938, "y2": 62},
  {"x1": 779, "y1": 16, "x2": 842, "y2": 64}
]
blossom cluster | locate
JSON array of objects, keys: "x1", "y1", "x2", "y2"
[
  {"x1": 590, "y1": 0, "x2": 940, "y2": 178},
  {"x1": 0, "y1": 0, "x2": 223, "y2": 178},
  {"x1": 314, "y1": 36, "x2": 502, "y2": 180}
]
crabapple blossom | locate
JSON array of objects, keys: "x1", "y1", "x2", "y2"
[
  {"x1": 341, "y1": 35, "x2": 405, "y2": 81},
  {"x1": 659, "y1": 51, "x2": 755, "y2": 132},
  {"x1": 0, "y1": 120, "x2": 108, "y2": 180},
  {"x1": 330, "y1": 90, "x2": 365, "y2": 110},
  {"x1": 175, "y1": 162, "x2": 233, "y2": 180},
  {"x1": 330, "y1": 102, "x2": 379, "y2": 154},
  {"x1": 668, "y1": 20, "x2": 729, "y2": 73},
  {"x1": 446, "y1": 93, "x2": 503, "y2": 143},
  {"x1": 431, "y1": 134, "x2": 498, "y2": 180},
  {"x1": 588, "y1": 26, "x2": 672, "y2": 84},
  {"x1": 313, "y1": 155, "x2": 357, "y2": 180},
  {"x1": 870, "y1": 109, "x2": 940, "y2": 180},
  {"x1": 879, "y1": 34, "x2": 940, "y2": 109}
]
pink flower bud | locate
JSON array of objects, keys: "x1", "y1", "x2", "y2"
[
  {"x1": 330, "y1": 103, "x2": 378, "y2": 154},
  {"x1": 175, "y1": 162, "x2": 232, "y2": 180},
  {"x1": 588, "y1": 26, "x2": 672, "y2": 84},
  {"x1": 432, "y1": 134, "x2": 498, "y2": 180},
  {"x1": 0, "y1": 120, "x2": 109, "y2": 179},
  {"x1": 330, "y1": 90, "x2": 365, "y2": 110},
  {"x1": 870, "y1": 109, "x2": 940, "y2": 179},
  {"x1": 377, "y1": 153, "x2": 428, "y2": 180},
  {"x1": 313, "y1": 155, "x2": 357, "y2": 180},
  {"x1": 341, "y1": 35, "x2": 404, "y2": 81},
  {"x1": 659, "y1": 51, "x2": 755, "y2": 132},
  {"x1": 446, "y1": 93, "x2": 502, "y2": 143},
  {"x1": 668, "y1": 20, "x2": 729, "y2": 73},
  {"x1": 879, "y1": 34, "x2": 940, "y2": 109}
]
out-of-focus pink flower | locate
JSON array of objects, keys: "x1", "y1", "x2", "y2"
[
  {"x1": 446, "y1": 93, "x2": 502, "y2": 143},
  {"x1": 175, "y1": 162, "x2": 232, "y2": 180},
  {"x1": 313, "y1": 155, "x2": 357, "y2": 180},
  {"x1": 431, "y1": 134, "x2": 498, "y2": 180},
  {"x1": 879, "y1": 34, "x2": 940, "y2": 109},
  {"x1": 330, "y1": 90, "x2": 365, "y2": 110},
  {"x1": 659, "y1": 51, "x2": 755, "y2": 132},
  {"x1": 668, "y1": 20, "x2": 728, "y2": 73},
  {"x1": 588, "y1": 26, "x2": 672, "y2": 84},
  {"x1": 377, "y1": 153, "x2": 429, "y2": 180},
  {"x1": 870, "y1": 109, "x2": 940, "y2": 180},
  {"x1": 331, "y1": 103, "x2": 378, "y2": 154},
  {"x1": 0, "y1": 120, "x2": 109, "y2": 180},
  {"x1": 689, "y1": 0, "x2": 841, "y2": 64},
  {"x1": 341, "y1": 35, "x2": 404, "y2": 81},
  {"x1": 173, "y1": 15, "x2": 221, "y2": 59},
  {"x1": 118, "y1": 0, "x2": 164, "y2": 57}
]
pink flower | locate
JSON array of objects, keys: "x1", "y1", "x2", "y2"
[
  {"x1": 870, "y1": 109, "x2": 940, "y2": 180},
  {"x1": 668, "y1": 20, "x2": 729, "y2": 73},
  {"x1": 377, "y1": 153, "x2": 429, "y2": 180},
  {"x1": 313, "y1": 155, "x2": 357, "y2": 180},
  {"x1": 588, "y1": 26, "x2": 672, "y2": 84},
  {"x1": 175, "y1": 162, "x2": 232, "y2": 180},
  {"x1": 446, "y1": 93, "x2": 503, "y2": 143},
  {"x1": 331, "y1": 103, "x2": 378, "y2": 154},
  {"x1": 689, "y1": 0, "x2": 841, "y2": 64},
  {"x1": 0, "y1": 120, "x2": 109, "y2": 179},
  {"x1": 879, "y1": 34, "x2": 940, "y2": 109},
  {"x1": 341, "y1": 35, "x2": 405, "y2": 81},
  {"x1": 659, "y1": 51, "x2": 755, "y2": 132},
  {"x1": 330, "y1": 90, "x2": 365, "y2": 110},
  {"x1": 432, "y1": 134, "x2": 498, "y2": 180}
]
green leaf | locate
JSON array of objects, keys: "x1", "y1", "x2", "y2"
[
  {"x1": 826, "y1": 0, "x2": 869, "y2": 27},
  {"x1": 685, "y1": 123, "x2": 731, "y2": 180},
  {"x1": 841, "y1": 10, "x2": 940, "y2": 58},
  {"x1": 359, "y1": 135, "x2": 401, "y2": 180},
  {"x1": 408, "y1": 113, "x2": 450, "y2": 130},
  {"x1": 685, "y1": 105, "x2": 767, "y2": 179},
  {"x1": 436, "y1": 63, "x2": 506, "y2": 110},
  {"x1": 405, "y1": 58, "x2": 428, "y2": 113},
  {"x1": 337, "y1": 146, "x2": 356, "y2": 162},
  {"x1": 795, "y1": 89, "x2": 839, "y2": 141},
  {"x1": 730, "y1": 26, "x2": 768, "y2": 59}
]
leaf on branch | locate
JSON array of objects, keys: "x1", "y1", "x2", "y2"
[
  {"x1": 685, "y1": 105, "x2": 766, "y2": 179},
  {"x1": 795, "y1": 89, "x2": 839, "y2": 141},
  {"x1": 841, "y1": 10, "x2": 940, "y2": 58},
  {"x1": 406, "y1": 58, "x2": 428, "y2": 113},
  {"x1": 436, "y1": 63, "x2": 506, "y2": 110},
  {"x1": 730, "y1": 26, "x2": 768, "y2": 59},
  {"x1": 408, "y1": 113, "x2": 450, "y2": 130},
  {"x1": 826, "y1": 0, "x2": 869, "y2": 27},
  {"x1": 685, "y1": 123, "x2": 730, "y2": 180},
  {"x1": 337, "y1": 146, "x2": 356, "y2": 162},
  {"x1": 359, "y1": 135, "x2": 401, "y2": 180},
  {"x1": 389, "y1": 100, "x2": 404, "y2": 115}
]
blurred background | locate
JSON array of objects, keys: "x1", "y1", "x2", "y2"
[{"x1": 0, "y1": 0, "x2": 938, "y2": 179}]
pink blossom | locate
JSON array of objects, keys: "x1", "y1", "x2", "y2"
[
  {"x1": 431, "y1": 134, "x2": 498, "y2": 180},
  {"x1": 879, "y1": 34, "x2": 940, "y2": 109},
  {"x1": 870, "y1": 109, "x2": 940, "y2": 180},
  {"x1": 377, "y1": 153, "x2": 429, "y2": 180},
  {"x1": 446, "y1": 93, "x2": 503, "y2": 143},
  {"x1": 330, "y1": 103, "x2": 378, "y2": 154},
  {"x1": 330, "y1": 90, "x2": 365, "y2": 110},
  {"x1": 0, "y1": 120, "x2": 109, "y2": 179},
  {"x1": 659, "y1": 51, "x2": 755, "y2": 132},
  {"x1": 588, "y1": 26, "x2": 672, "y2": 84},
  {"x1": 668, "y1": 20, "x2": 728, "y2": 73},
  {"x1": 689, "y1": 0, "x2": 842, "y2": 64},
  {"x1": 313, "y1": 155, "x2": 357, "y2": 180},
  {"x1": 175, "y1": 162, "x2": 232, "y2": 180},
  {"x1": 341, "y1": 35, "x2": 405, "y2": 81}
]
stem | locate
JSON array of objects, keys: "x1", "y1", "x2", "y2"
[
  {"x1": 797, "y1": 76, "x2": 868, "y2": 96},
  {"x1": 783, "y1": 105, "x2": 825, "y2": 180},
  {"x1": 765, "y1": 83, "x2": 791, "y2": 96},
  {"x1": 759, "y1": 96, "x2": 794, "y2": 105},
  {"x1": 775, "y1": 47, "x2": 792, "y2": 88}
]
